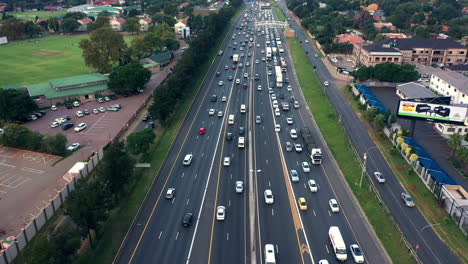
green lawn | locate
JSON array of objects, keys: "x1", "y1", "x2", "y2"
[
  {"x1": 12, "y1": 11, "x2": 67, "y2": 20},
  {"x1": 288, "y1": 37, "x2": 417, "y2": 264},
  {"x1": 0, "y1": 35, "x2": 135, "y2": 86},
  {"x1": 270, "y1": 1, "x2": 286, "y2": 22}
]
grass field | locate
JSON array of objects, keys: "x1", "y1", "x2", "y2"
[
  {"x1": 288, "y1": 37, "x2": 417, "y2": 264},
  {"x1": 0, "y1": 35, "x2": 135, "y2": 86},
  {"x1": 12, "y1": 11, "x2": 67, "y2": 20}
]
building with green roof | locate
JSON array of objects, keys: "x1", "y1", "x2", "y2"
[
  {"x1": 85, "y1": 6, "x2": 121, "y2": 15},
  {"x1": 25, "y1": 73, "x2": 110, "y2": 107}
]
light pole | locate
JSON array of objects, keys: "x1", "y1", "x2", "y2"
[
  {"x1": 359, "y1": 152, "x2": 367, "y2": 188},
  {"x1": 416, "y1": 223, "x2": 441, "y2": 254}
]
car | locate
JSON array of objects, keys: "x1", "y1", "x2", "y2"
[
  {"x1": 290, "y1": 129, "x2": 297, "y2": 139},
  {"x1": 232, "y1": 65, "x2": 237, "y2": 70},
  {"x1": 268, "y1": 71, "x2": 272, "y2": 76},
  {"x1": 211, "y1": 95, "x2": 218, "y2": 102},
  {"x1": 147, "y1": 121, "x2": 155, "y2": 128},
  {"x1": 285, "y1": 141, "x2": 293, "y2": 152},
  {"x1": 255, "y1": 59, "x2": 259, "y2": 64},
  {"x1": 225, "y1": 65, "x2": 229, "y2": 70},
  {"x1": 73, "y1": 101, "x2": 80, "y2": 107},
  {"x1": 308, "y1": 180, "x2": 318, "y2": 192},
  {"x1": 374, "y1": 172, "x2": 386, "y2": 183},
  {"x1": 275, "y1": 124, "x2": 280, "y2": 132},
  {"x1": 222, "y1": 96, "x2": 227, "y2": 102},
  {"x1": 274, "y1": 108, "x2": 280, "y2": 116},
  {"x1": 271, "y1": 94, "x2": 277, "y2": 100},
  {"x1": 107, "y1": 106, "x2": 119, "y2": 112},
  {"x1": 261, "y1": 49, "x2": 265, "y2": 54},
  {"x1": 256, "y1": 85, "x2": 262, "y2": 91},
  {"x1": 243, "y1": 83, "x2": 248, "y2": 89},
  {"x1": 294, "y1": 101, "x2": 300, "y2": 109},
  {"x1": 51, "y1": 122, "x2": 60, "y2": 128},
  {"x1": 305, "y1": 39, "x2": 309, "y2": 43},
  {"x1": 246, "y1": 61, "x2": 250, "y2": 66},
  {"x1": 324, "y1": 81, "x2": 329, "y2": 86},
  {"x1": 262, "y1": 57, "x2": 266, "y2": 61},
  {"x1": 228, "y1": 75, "x2": 233, "y2": 81},
  {"x1": 65, "y1": 103, "x2": 73, "y2": 109},
  {"x1": 287, "y1": 85, "x2": 292, "y2": 92},
  {"x1": 223, "y1": 157, "x2": 231, "y2": 166},
  {"x1": 83, "y1": 109, "x2": 90, "y2": 115},
  {"x1": 165, "y1": 188, "x2": 176, "y2": 199},
  {"x1": 182, "y1": 213, "x2": 193, "y2": 227},
  {"x1": 76, "y1": 111, "x2": 84, "y2": 117},
  {"x1": 183, "y1": 154, "x2": 193, "y2": 166},
  {"x1": 218, "y1": 111, "x2": 223, "y2": 117},
  {"x1": 51, "y1": 105, "x2": 57, "y2": 111},
  {"x1": 236, "y1": 78, "x2": 241, "y2": 84},
  {"x1": 104, "y1": 96, "x2": 110, "y2": 102},
  {"x1": 243, "y1": 73, "x2": 248, "y2": 78},
  {"x1": 290, "y1": 169, "x2": 299, "y2": 182},
  {"x1": 286, "y1": 118, "x2": 293, "y2": 125},
  {"x1": 218, "y1": 81, "x2": 224, "y2": 86},
  {"x1": 93, "y1": 108, "x2": 99, "y2": 114},
  {"x1": 209, "y1": 109, "x2": 215, "y2": 116},
  {"x1": 329, "y1": 199, "x2": 340, "y2": 213},
  {"x1": 401, "y1": 192, "x2": 415, "y2": 207},
  {"x1": 269, "y1": 82, "x2": 275, "y2": 88},
  {"x1": 314, "y1": 54, "x2": 318, "y2": 58},
  {"x1": 216, "y1": 206, "x2": 226, "y2": 220},
  {"x1": 295, "y1": 143, "x2": 302, "y2": 152},
  {"x1": 255, "y1": 73, "x2": 260, "y2": 80},
  {"x1": 298, "y1": 197, "x2": 308, "y2": 211},
  {"x1": 62, "y1": 123, "x2": 74, "y2": 130},
  {"x1": 268, "y1": 88, "x2": 273, "y2": 94},
  {"x1": 67, "y1": 143, "x2": 80, "y2": 151},
  {"x1": 350, "y1": 244, "x2": 365, "y2": 263},
  {"x1": 235, "y1": 181, "x2": 244, "y2": 193},
  {"x1": 239, "y1": 127, "x2": 245, "y2": 135},
  {"x1": 74, "y1": 123, "x2": 87, "y2": 132},
  {"x1": 247, "y1": 53, "x2": 251, "y2": 57},
  {"x1": 216, "y1": 71, "x2": 221, "y2": 76},
  {"x1": 264, "y1": 189, "x2": 274, "y2": 204},
  {"x1": 98, "y1": 107, "x2": 106, "y2": 112},
  {"x1": 302, "y1": 161, "x2": 310, "y2": 172},
  {"x1": 198, "y1": 127, "x2": 206, "y2": 135},
  {"x1": 256, "y1": 115, "x2": 262, "y2": 124}
]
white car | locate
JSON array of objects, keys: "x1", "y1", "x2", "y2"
[
  {"x1": 286, "y1": 118, "x2": 293, "y2": 125},
  {"x1": 209, "y1": 109, "x2": 215, "y2": 116},
  {"x1": 272, "y1": 100, "x2": 278, "y2": 108},
  {"x1": 287, "y1": 85, "x2": 292, "y2": 92},
  {"x1": 222, "y1": 96, "x2": 227, "y2": 102},
  {"x1": 264, "y1": 189, "x2": 274, "y2": 204},
  {"x1": 350, "y1": 244, "x2": 364, "y2": 263},
  {"x1": 218, "y1": 111, "x2": 223, "y2": 117},
  {"x1": 290, "y1": 129, "x2": 297, "y2": 139},
  {"x1": 295, "y1": 143, "x2": 302, "y2": 152},
  {"x1": 183, "y1": 154, "x2": 193, "y2": 165},
  {"x1": 74, "y1": 123, "x2": 87, "y2": 132},
  {"x1": 244, "y1": 73, "x2": 248, "y2": 78},
  {"x1": 324, "y1": 81, "x2": 329, "y2": 86},
  {"x1": 216, "y1": 206, "x2": 226, "y2": 221},
  {"x1": 235, "y1": 181, "x2": 244, "y2": 193},
  {"x1": 301, "y1": 161, "x2": 310, "y2": 172},
  {"x1": 318, "y1": 260, "x2": 329, "y2": 264},
  {"x1": 275, "y1": 124, "x2": 280, "y2": 132},
  {"x1": 274, "y1": 108, "x2": 280, "y2": 116},
  {"x1": 76, "y1": 110, "x2": 84, "y2": 117},
  {"x1": 98, "y1": 107, "x2": 106, "y2": 112},
  {"x1": 255, "y1": 59, "x2": 259, "y2": 64},
  {"x1": 51, "y1": 122, "x2": 60, "y2": 128},
  {"x1": 290, "y1": 169, "x2": 299, "y2": 182},
  {"x1": 51, "y1": 105, "x2": 57, "y2": 111},
  {"x1": 329, "y1": 199, "x2": 340, "y2": 213},
  {"x1": 67, "y1": 143, "x2": 80, "y2": 151},
  {"x1": 236, "y1": 79, "x2": 241, "y2": 84},
  {"x1": 374, "y1": 172, "x2": 386, "y2": 183},
  {"x1": 308, "y1": 180, "x2": 318, "y2": 192},
  {"x1": 268, "y1": 88, "x2": 273, "y2": 94},
  {"x1": 257, "y1": 85, "x2": 262, "y2": 91},
  {"x1": 55, "y1": 117, "x2": 66, "y2": 124},
  {"x1": 218, "y1": 80, "x2": 224, "y2": 86},
  {"x1": 73, "y1": 101, "x2": 80, "y2": 107},
  {"x1": 271, "y1": 94, "x2": 277, "y2": 100},
  {"x1": 223, "y1": 157, "x2": 231, "y2": 166}
]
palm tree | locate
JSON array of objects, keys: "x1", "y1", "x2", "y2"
[
  {"x1": 454, "y1": 146, "x2": 468, "y2": 173},
  {"x1": 447, "y1": 133, "x2": 462, "y2": 157}
]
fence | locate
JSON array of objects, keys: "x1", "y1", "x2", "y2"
[{"x1": 0, "y1": 149, "x2": 104, "y2": 264}]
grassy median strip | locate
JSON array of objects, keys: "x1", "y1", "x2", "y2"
[
  {"x1": 270, "y1": 1, "x2": 286, "y2": 22},
  {"x1": 288, "y1": 37, "x2": 417, "y2": 263},
  {"x1": 342, "y1": 88, "x2": 468, "y2": 262}
]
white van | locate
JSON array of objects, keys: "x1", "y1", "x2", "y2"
[
  {"x1": 329, "y1": 226, "x2": 347, "y2": 261},
  {"x1": 228, "y1": 114, "x2": 235, "y2": 125},
  {"x1": 238, "y1": 137, "x2": 245, "y2": 148},
  {"x1": 240, "y1": 104, "x2": 246, "y2": 113},
  {"x1": 183, "y1": 154, "x2": 193, "y2": 166},
  {"x1": 264, "y1": 244, "x2": 276, "y2": 264}
]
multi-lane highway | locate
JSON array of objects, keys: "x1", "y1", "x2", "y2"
[{"x1": 115, "y1": 2, "x2": 396, "y2": 264}]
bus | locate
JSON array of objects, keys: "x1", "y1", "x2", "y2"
[
  {"x1": 275, "y1": 66, "x2": 283, "y2": 88},
  {"x1": 266, "y1": 47, "x2": 272, "y2": 60},
  {"x1": 329, "y1": 226, "x2": 347, "y2": 261}
]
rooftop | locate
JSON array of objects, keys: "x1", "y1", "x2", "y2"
[
  {"x1": 49, "y1": 73, "x2": 107, "y2": 89},
  {"x1": 336, "y1": 34, "x2": 364, "y2": 44},
  {"x1": 445, "y1": 64, "x2": 468, "y2": 72},
  {"x1": 397, "y1": 82, "x2": 436, "y2": 99},
  {"x1": 431, "y1": 71, "x2": 468, "y2": 93}
]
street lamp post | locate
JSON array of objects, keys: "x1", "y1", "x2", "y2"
[
  {"x1": 416, "y1": 223, "x2": 441, "y2": 255},
  {"x1": 359, "y1": 152, "x2": 367, "y2": 188}
]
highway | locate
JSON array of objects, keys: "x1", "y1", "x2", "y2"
[
  {"x1": 276, "y1": 1, "x2": 462, "y2": 264},
  {"x1": 115, "y1": 2, "x2": 391, "y2": 264}
]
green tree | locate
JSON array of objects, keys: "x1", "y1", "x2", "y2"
[
  {"x1": 131, "y1": 36, "x2": 151, "y2": 59},
  {"x1": 454, "y1": 147, "x2": 468, "y2": 172},
  {"x1": 87, "y1": 15, "x2": 110, "y2": 31},
  {"x1": 48, "y1": 16, "x2": 60, "y2": 32},
  {"x1": 126, "y1": 128, "x2": 156, "y2": 154},
  {"x1": 124, "y1": 17, "x2": 140, "y2": 34},
  {"x1": 151, "y1": 13, "x2": 176, "y2": 26},
  {"x1": 0, "y1": 89, "x2": 37, "y2": 122},
  {"x1": 42, "y1": 133, "x2": 67, "y2": 156},
  {"x1": 447, "y1": 133, "x2": 462, "y2": 157},
  {"x1": 62, "y1": 18, "x2": 80, "y2": 32},
  {"x1": 109, "y1": 62, "x2": 151, "y2": 94},
  {"x1": 128, "y1": 8, "x2": 140, "y2": 17},
  {"x1": 25, "y1": 131, "x2": 43, "y2": 151},
  {"x1": 374, "y1": 114, "x2": 387, "y2": 131},
  {"x1": 0, "y1": 17, "x2": 24, "y2": 40},
  {"x1": 63, "y1": 12, "x2": 86, "y2": 20},
  {"x1": 0, "y1": 124, "x2": 30, "y2": 148},
  {"x1": 79, "y1": 27, "x2": 127, "y2": 73},
  {"x1": 163, "y1": 4, "x2": 178, "y2": 16},
  {"x1": 165, "y1": 38, "x2": 180, "y2": 51}
]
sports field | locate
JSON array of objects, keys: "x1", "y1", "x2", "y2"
[
  {"x1": 0, "y1": 34, "x2": 135, "y2": 86},
  {"x1": 12, "y1": 11, "x2": 67, "y2": 20}
]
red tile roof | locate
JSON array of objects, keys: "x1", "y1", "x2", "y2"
[
  {"x1": 141, "y1": 17, "x2": 152, "y2": 23},
  {"x1": 336, "y1": 34, "x2": 364, "y2": 44},
  {"x1": 37, "y1": 18, "x2": 48, "y2": 23},
  {"x1": 181, "y1": 17, "x2": 189, "y2": 26},
  {"x1": 79, "y1": 18, "x2": 93, "y2": 24}
]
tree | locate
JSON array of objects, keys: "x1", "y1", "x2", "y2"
[
  {"x1": 80, "y1": 27, "x2": 127, "y2": 73},
  {"x1": 0, "y1": 124, "x2": 30, "y2": 148},
  {"x1": 447, "y1": 133, "x2": 462, "y2": 157},
  {"x1": 128, "y1": 8, "x2": 140, "y2": 17},
  {"x1": 374, "y1": 114, "x2": 387, "y2": 131},
  {"x1": 165, "y1": 38, "x2": 180, "y2": 51},
  {"x1": 163, "y1": 4, "x2": 178, "y2": 16},
  {"x1": 109, "y1": 62, "x2": 151, "y2": 94},
  {"x1": 48, "y1": 17, "x2": 60, "y2": 32},
  {"x1": 0, "y1": 89, "x2": 38, "y2": 122},
  {"x1": 0, "y1": 17, "x2": 25, "y2": 40},
  {"x1": 42, "y1": 133, "x2": 67, "y2": 156},
  {"x1": 151, "y1": 13, "x2": 176, "y2": 27},
  {"x1": 23, "y1": 20, "x2": 41, "y2": 37},
  {"x1": 63, "y1": 12, "x2": 86, "y2": 20},
  {"x1": 62, "y1": 18, "x2": 80, "y2": 32},
  {"x1": 124, "y1": 17, "x2": 140, "y2": 34},
  {"x1": 131, "y1": 36, "x2": 151, "y2": 59},
  {"x1": 25, "y1": 131, "x2": 43, "y2": 151},
  {"x1": 126, "y1": 128, "x2": 156, "y2": 154},
  {"x1": 87, "y1": 15, "x2": 110, "y2": 31}
]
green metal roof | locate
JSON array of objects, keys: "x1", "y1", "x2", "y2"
[
  {"x1": 27, "y1": 82, "x2": 108, "y2": 99},
  {"x1": 148, "y1": 51, "x2": 172, "y2": 64},
  {"x1": 123, "y1": 5, "x2": 141, "y2": 11},
  {"x1": 88, "y1": 6, "x2": 121, "y2": 12},
  {"x1": 49, "y1": 73, "x2": 107, "y2": 89}
]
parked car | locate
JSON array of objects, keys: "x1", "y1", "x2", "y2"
[
  {"x1": 73, "y1": 101, "x2": 80, "y2": 107},
  {"x1": 62, "y1": 123, "x2": 74, "y2": 130},
  {"x1": 67, "y1": 143, "x2": 80, "y2": 151},
  {"x1": 74, "y1": 123, "x2": 87, "y2": 132}
]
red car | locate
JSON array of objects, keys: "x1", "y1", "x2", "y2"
[
  {"x1": 243, "y1": 84, "x2": 248, "y2": 89},
  {"x1": 232, "y1": 65, "x2": 237, "y2": 70},
  {"x1": 198, "y1": 127, "x2": 206, "y2": 135}
]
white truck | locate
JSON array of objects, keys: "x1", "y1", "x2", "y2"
[
  {"x1": 233, "y1": 54, "x2": 239, "y2": 64},
  {"x1": 301, "y1": 127, "x2": 322, "y2": 165},
  {"x1": 275, "y1": 66, "x2": 283, "y2": 88},
  {"x1": 329, "y1": 226, "x2": 347, "y2": 261},
  {"x1": 266, "y1": 47, "x2": 272, "y2": 60}
]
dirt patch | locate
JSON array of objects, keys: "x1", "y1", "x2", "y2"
[{"x1": 31, "y1": 49, "x2": 68, "y2": 57}]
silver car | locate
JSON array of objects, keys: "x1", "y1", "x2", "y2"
[
  {"x1": 290, "y1": 169, "x2": 299, "y2": 182},
  {"x1": 401, "y1": 192, "x2": 415, "y2": 207}
]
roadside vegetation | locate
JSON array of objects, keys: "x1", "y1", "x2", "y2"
[
  {"x1": 288, "y1": 36, "x2": 417, "y2": 264},
  {"x1": 270, "y1": 1, "x2": 286, "y2": 22}
]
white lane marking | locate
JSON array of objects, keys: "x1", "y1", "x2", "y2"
[
  {"x1": 228, "y1": 200, "x2": 231, "y2": 207},
  {"x1": 227, "y1": 233, "x2": 230, "y2": 241},
  {"x1": 182, "y1": 172, "x2": 185, "y2": 178},
  {"x1": 313, "y1": 210, "x2": 316, "y2": 216},
  {"x1": 172, "y1": 198, "x2": 176, "y2": 204},
  {"x1": 186, "y1": 199, "x2": 190, "y2": 205},
  {"x1": 176, "y1": 232, "x2": 179, "y2": 240},
  {"x1": 268, "y1": 181, "x2": 271, "y2": 187},
  {"x1": 275, "y1": 245, "x2": 279, "y2": 254},
  {"x1": 158, "y1": 231, "x2": 163, "y2": 239},
  {"x1": 326, "y1": 245, "x2": 330, "y2": 253},
  {"x1": 195, "y1": 173, "x2": 198, "y2": 179},
  {"x1": 202, "y1": 153, "x2": 205, "y2": 158},
  {"x1": 266, "y1": 159, "x2": 268, "y2": 165},
  {"x1": 328, "y1": 211, "x2": 331, "y2": 216},
  {"x1": 272, "y1": 209, "x2": 275, "y2": 216}
]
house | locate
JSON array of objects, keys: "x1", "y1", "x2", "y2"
[
  {"x1": 445, "y1": 64, "x2": 468, "y2": 74},
  {"x1": 146, "y1": 51, "x2": 172, "y2": 67},
  {"x1": 174, "y1": 18, "x2": 190, "y2": 38},
  {"x1": 354, "y1": 38, "x2": 468, "y2": 67},
  {"x1": 36, "y1": 18, "x2": 48, "y2": 24},
  {"x1": 373, "y1": 22, "x2": 396, "y2": 31},
  {"x1": 437, "y1": 33, "x2": 450, "y2": 40},
  {"x1": 44, "y1": 6, "x2": 63, "y2": 11},
  {"x1": 336, "y1": 34, "x2": 364, "y2": 45},
  {"x1": 179, "y1": 2, "x2": 189, "y2": 10},
  {"x1": 85, "y1": 6, "x2": 121, "y2": 15},
  {"x1": 381, "y1": 33, "x2": 408, "y2": 39},
  {"x1": 109, "y1": 17, "x2": 125, "y2": 31},
  {"x1": 396, "y1": 82, "x2": 436, "y2": 100},
  {"x1": 139, "y1": 17, "x2": 152, "y2": 32},
  {"x1": 25, "y1": 73, "x2": 110, "y2": 107},
  {"x1": 429, "y1": 71, "x2": 468, "y2": 135},
  {"x1": 77, "y1": 17, "x2": 92, "y2": 31}
]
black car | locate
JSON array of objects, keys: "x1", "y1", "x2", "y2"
[
  {"x1": 34, "y1": 112, "x2": 43, "y2": 118},
  {"x1": 83, "y1": 109, "x2": 90, "y2": 115},
  {"x1": 226, "y1": 132, "x2": 233, "y2": 141},
  {"x1": 284, "y1": 78, "x2": 289, "y2": 83},
  {"x1": 269, "y1": 82, "x2": 275, "y2": 88},
  {"x1": 182, "y1": 213, "x2": 193, "y2": 227},
  {"x1": 239, "y1": 127, "x2": 245, "y2": 135},
  {"x1": 63, "y1": 115, "x2": 71, "y2": 121},
  {"x1": 228, "y1": 76, "x2": 233, "y2": 81},
  {"x1": 211, "y1": 95, "x2": 217, "y2": 102},
  {"x1": 142, "y1": 114, "x2": 151, "y2": 122},
  {"x1": 62, "y1": 123, "x2": 74, "y2": 130},
  {"x1": 110, "y1": 94, "x2": 117, "y2": 100},
  {"x1": 279, "y1": 94, "x2": 285, "y2": 99},
  {"x1": 39, "y1": 110, "x2": 46, "y2": 116},
  {"x1": 290, "y1": 97, "x2": 295, "y2": 103},
  {"x1": 65, "y1": 103, "x2": 73, "y2": 109},
  {"x1": 146, "y1": 121, "x2": 155, "y2": 128}
]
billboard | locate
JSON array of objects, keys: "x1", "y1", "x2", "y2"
[
  {"x1": 0, "y1": 37, "x2": 8, "y2": 45},
  {"x1": 397, "y1": 100, "x2": 468, "y2": 125}
]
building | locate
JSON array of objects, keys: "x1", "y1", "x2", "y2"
[
  {"x1": 445, "y1": 64, "x2": 468, "y2": 74},
  {"x1": 147, "y1": 51, "x2": 172, "y2": 66},
  {"x1": 336, "y1": 34, "x2": 364, "y2": 45},
  {"x1": 354, "y1": 38, "x2": 468, "y2": 67},
  {"x1": 429, "y1": 71, "x2": 468, "y2": 135},
  {"x1": 77, "y1": 17, "x2": 93, "y2": 31},
  {"x1": 373, "y1": 22, "x2": 396, "y2": 31},
  {"x1": 139, "y1": 17, "x2": 152, "y2": 32},
  {"x1": 381, "y1": 33, "x2": 408, "y2": 39},
  {"x1": 85, "y1": 6, "x2": 121, "y2": 15},
  {"x1": 109, "y1": 17, "x2": 125, "y2": 31},
  {"x1": 44, "y1": 6, "x2": 63, "y2": 11},
  {"x1": 174, "y1": 18, "x2": 190, "y2": 38},
  {"x1": 396, "y1": 82, "x2": 436, "y2": 100},
  {"x1": 25, "y1": 73, "x2": 110, "y2": 107}
]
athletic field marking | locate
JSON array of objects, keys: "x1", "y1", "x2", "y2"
[{"x1": 21, "y1": 167, "x2": 45, "y2": 174}]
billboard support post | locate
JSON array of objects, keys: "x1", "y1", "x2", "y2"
[{"x1": 409, "y1": 120, "x2": 416, "y2": 138}]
